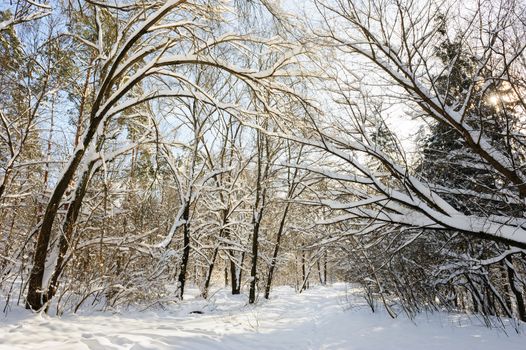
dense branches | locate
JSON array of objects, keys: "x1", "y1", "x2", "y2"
[{"x1": 0, "y1": 0, "x2": 525, "y2": 327}]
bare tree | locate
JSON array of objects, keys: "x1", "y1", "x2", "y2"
[
  {"x1": 20, "y1": 0, "x2": 303, "y2": 311},
  {"x1": 291, "y1": 0, "x2": 526, "y2": 248}
]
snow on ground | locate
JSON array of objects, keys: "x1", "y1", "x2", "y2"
[{"x1": 0, "y1": 283, "x2": 524, "y2": 349}]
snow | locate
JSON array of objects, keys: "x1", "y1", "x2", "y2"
[{"x1": 1, "y1": 284, "x2": 524, "y2": 350}]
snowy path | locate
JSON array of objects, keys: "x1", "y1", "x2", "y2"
[{"x1": 0, "y1": 284, "x2": 524, "y2": 349}]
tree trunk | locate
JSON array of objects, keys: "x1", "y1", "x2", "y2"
[
  {"x1": 25, "y1": 147, "x2": 90, "y2": 311},
  {"x1": 317, "y1": 260, "x2": 323, "y2": 285},
  {"x1": 176, "y1": 204, "x2": 191, "y2": 300},
  {"x1": 299, "y1": 254, "x2": 312, "y2": 293},
  {"x1": 26, "y1": 78, "x2": 105, "y2": 310},
  {"x1": 237, "y1": 251, "x2": 245, "y2": 292},
  {"x1": 224, "y1": 220, "x2": 241, "y2": 295},
  {"x1": 44, "y1": 99, "x2": 103, "y2": 309},
  {"x1": 229, "y1": 254, "x2": 240, "y2": 294},
  {"x1": 202, "y1": 245, "x2": 219, "y2": 299},
  {"x1": 506, "y1": 256, "x2": 526, "y2": 321},
  {"x1": 323, "y1": 252, "x2": 327, "y2": 285},
  {"x1": 45, "y1": 161, "x2": 94, "y2": 306},
  {"x1": 224, "y1": 263, "x2": 228, "y2": 287},
  {"x1": 264, "y1": 203, "x2": 290, "y2": 299},
  {"x1": 248, "y1": 214, "x2": 261, "y2": 304},
  {"x1": 501, "y1": 260, "x2": 513, "y2": 314},
  {"x1": 248, "y1": 126, "x2": 268, "y2": 304}
]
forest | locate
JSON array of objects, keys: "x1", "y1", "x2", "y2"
[{"x1": 1, "y1": 0, "x2": 526, "y2": 342}]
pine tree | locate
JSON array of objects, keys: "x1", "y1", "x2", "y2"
[{"x1": 416, "y1": 34, "x2": 526, "y2": 321}]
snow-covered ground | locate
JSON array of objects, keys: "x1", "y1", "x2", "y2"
[{"x1": 0, "y1": 283, "x2": 524, "y2": 349}]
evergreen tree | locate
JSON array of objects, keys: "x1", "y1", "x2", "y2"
[{"x1": 416, "y1": 32, "x2": 526, "y2": 321}]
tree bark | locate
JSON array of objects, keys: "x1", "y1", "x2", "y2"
[
  {"x1": 201, "y1": 245, "x2": 219, "y2": 299},
  {"x1": 248, "y1": 214, "x2": 261, "y2": 304},
  {"x1": 264, "y1": 203, "x2": 290, "y2": 299},
  {"x1": 45, "y1": 160, "x2": 96, "y2": 306},
  {"x1": 26, "y1": 144, "x2": 92, "y2": 310},
  {"x1": 176, "y1": 203, "x2": 191, "y2": 299},
  {"x1": 229, "y1": 253, "x2": 240, "y2": 294},
  {"x1": 506, "y1": 256, "x2": 526, "y2": 321}
]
